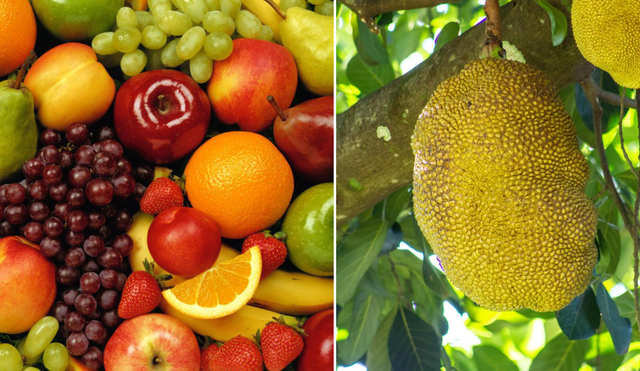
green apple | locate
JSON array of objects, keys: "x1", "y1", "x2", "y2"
[
  {"x1": 32, "y1": 0, "x2": 123, "y2": 41},
  {"x1": 281, "y1": 183, "x2": 333, "y2": 276}
]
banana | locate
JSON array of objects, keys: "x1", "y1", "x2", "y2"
[
  {"x1": 242, "y1": 0, "x2": 283, "y2": 43},
  {"x1": 128, "y1": 211, "x2": 334, "y2": 316},
  {"x1": 159, "y1": 298, "x2": 298, "y2": 342}
]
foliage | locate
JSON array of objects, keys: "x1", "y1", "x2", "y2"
[{"x1": 336, "y1": 1, "x2": 640, "y2": 370}]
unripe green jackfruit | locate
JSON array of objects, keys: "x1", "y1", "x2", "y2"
[
  {"x1": 411, "y1": 58, "x2": 597, "y2": 312},
  {"x1": 572, "y1": 0, "x2": 640, "y2": 88}
]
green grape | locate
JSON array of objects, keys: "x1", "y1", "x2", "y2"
[
  {"x1": 180, "y1": 60, "x2": 191, "y2": 75},
  {"x1": 0, "y1": 344, "x2": 23, "y2": 371},
  {"x1": 205, "y1": 0, "x2": 220, "y2": 11},
  {"x1": 136, "y1": 10, "x2": 156, "y2": 31},
  {"x1": 235, "y1": 10, "x2": 261, "y2": 39},
  {"x1": 149, "y1": 0, "x2": 171, "y2": 7},
  {"x1": 91, "y1": 32, "x2": 118, "y2": 55},
  {"x1": 202, "y1": 11, "x2": 235, "y2": 35},
  {"x1": 177, "y1": 0, "x2": 208, "y2": 24},
  {"x1": 43, "y1": 343, "x2": 69, "y2": 371},
  {"x1": 98, "y1": 52, "x2": 124, "y2": 68},
  {"x1": 156, "y1": 11, "x2": 193, "y2": 35},
  {"x1": 170, "y1": 0, "x2": 180, "y2": 8},
  {"x1": 280, "y1": 0, "x2": 306, "y2": 11},
  {"x1": 190, "y1": 48, "x2": 213, "y2": 83},
  {"x1": 16, "y1": 338, "x2": 38, "y2": 366},
  {"x1": 161, "y1": 38, "x2": 186, "y2": 67},
  {"x1": 113, "y1": 26, "x2": 142, "y2": 53},
  {"x1": 314, "y1": 0, "x2": 332, "y2": 15},
  {"x1": 204, "y1": 31, "x2": 233, "y2": 60},
  {"x1": 308, "y1": 0, "x2": 324, "y2": 4},
  {"x1": 142, "y1": 25, "x2": 168, "y2": 49},
  {"x1": 24, "y1": 316, "x2": 58, "y2": 360},
  {"x1": 121, "y1": 49, "x2": 148, "y2": 76},
  {"x1": 117, "y1": 7, "x2": 138, "y2": 28},
  {"x1": 151, "y1": 2, "x2": 172, "y2": 16},
  {"x1": 257, "y1": 24, "x2": 273, "y2": 41},
  {"x1": 176, "y1": 26, "x2": 206, "y2": 59},
  {"x1": 220, "y1": 0, "x2": 241, "y2": 18},
  {"x1": 145, "y1": 48, "x2": 165, "y2": 70},
  {"x1": 23, "y1": 367, "x2": 40, "y2": 371}
]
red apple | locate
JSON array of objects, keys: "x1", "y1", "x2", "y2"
[
  {"x1": 271, "y1": 96, "x2": 334, "y2": 184},
  {"x1": 0, "y1": 236, "x2": 57, "y2": 334},
  {"x1": 114, "y1": 69, "x2": 211, "y2": 164},
  {"x1": 104, "y1": 313, "x2": 200, "y2": 371},
  {"x1": 207, "y1": 38, "x2": 297, "y2": 133},
  {"x1": 147, "y1": 206, "x2": 222, "y2": 276},
  {"x1": 296, "y1": 308, "x2": 334, "y2": 371}
]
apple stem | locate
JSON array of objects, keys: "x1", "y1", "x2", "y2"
[
  {"x1": 153, "y1": 357, "x2": 164, "y2": 364},
  {"x1": 267, "y1": 95, "x2": 289, "y2": 121},
  {"x1": 263, "y1": 0, "x2": 286, "y2": 19},
  {"x1": 156, "y1": 95, "x2": 170, "y2": 115},
  {"x1": 12, "y1": 51, "x2": 37, "y2": 89}
]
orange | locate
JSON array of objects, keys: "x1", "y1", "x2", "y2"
[
  {"x1": 184, "y1": 131, "x2": 294, "y2": 239},
  {"x1": 162, "y1": 246, "x2": 262, "y2": 319},
  {"x1": 0, "y1": 0, "x2": 36, "y2": 77}
]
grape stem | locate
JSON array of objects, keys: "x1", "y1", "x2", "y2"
[
  {"x1": 12, "y1": 51, "x2": 37, "y2": 89},
  {"x1": 266, "y1": 96, "x2": 289, "y2": 121},
  {"x1": 263, "y1": 0, "x2": 286, "y2": 19}
]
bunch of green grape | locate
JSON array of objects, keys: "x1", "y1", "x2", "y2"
[
  {"x1": 92, "y1": 0, "x2": 273, "y2": 83},
  {"x1": 280, "y1": 0, "x2": 333, "y2": 15},
  {"x1": 0, "y1": 317, "x2": 69, "y2": 371}
]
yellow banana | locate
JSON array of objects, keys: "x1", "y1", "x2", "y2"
[
  {"x1": 159, "y1": 298, "x2": 298, "y2": 342},
  {"x1": 242, "y1": 0, "x2": 283, "y2": 43},
  {"x1": 127, "y1": 211, "x2": 334, "y2": 316}
]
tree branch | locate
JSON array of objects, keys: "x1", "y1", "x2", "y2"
[
  {"x1": 337, "y1": 0, "x2": 593, "y2": 224},
  {"x1": 482, "y1": 0, "x2": 504, "y2": 58},
  {"x1": 598, "y1": 89, "x2": 637, "y2": 109}
]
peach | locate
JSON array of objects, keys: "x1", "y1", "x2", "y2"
[
  {"x1": 0, "y1": 236, "x2": 56, "y2": 334},
  {"x1": 24, "y1": 43, "x2": 115, "y2": 131}
]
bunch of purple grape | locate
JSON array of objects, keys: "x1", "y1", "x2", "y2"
[{"x1": 0, "y1": 122, "x2": 155, "y2": 369}]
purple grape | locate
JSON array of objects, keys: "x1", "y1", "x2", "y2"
[
  {"x1": 115, "y1": 272, "x2": 127, "y2": 292},
  {"x1": 85, "y1": 179, "x2": 114, "y2": 206},
  {"x1": 111, "y1": 171, "x2": 136, "y2": 198},
  {"x1": 84, "y1": 321, "x2": 107, "y2": 342},
  {"x1": 82, "y1": 259, "x2": 100, "y2": 273},
  {"x1": 97, "y1": 225, "x2": 111, "y2": 241},
  {"x1": 100, "y1": 140, "x2": 123, "y2": 160},
  {"x1": 67, "y1": 188, "x2": 86, "y2": 209},
  {"x1": 135, "y1": 165, "x2": 154, "y2": 185},
  {"x1": 53, "y1": 203, "x2": 72, "y2": 223},
  {"x1": 66, "y1": 332, "x2": 89, "y2": 356},
  {"x1": 50, "y1": 301, "x2": 70, "y2": 323},
  {"x1": 23, "y1": 222, "x2": 44, "y2": 242},
  {"x1": 92, "y1": 151, "x2": 117, "y2": 177},
  {"x1": 99, "y1": 269, "x2": 118, "y2": 289},
  {"x1": 97, "y1": 126, "x2": 116, "y2": 141},
  {"x1": 75, "y1": 293, "x2": 97, "y2": 316},
  {"x1": 43, "y1": 164, "x2": 63, "y2": 185},
  {"x1": 63, "y1": 289, "x2": 79, "y2": 306},
  {"x1": 100, "y1": 309, "x2": 122, "y2": 328},
  {"x1": 40, "y1": 236, "x2": 62, "y2": 257},
  {"x1": 65, "y1": 311, "x2": 86, "y2": 332},
  {"x1": 80, "y1": 272, "x2": 101, "y2": 294},
  {"x1": 43, "y1": 217, "x2": 64, "y2": 238},
  {"x1": 56, "y1": 265, "x2": 80, "y2": 285},
  {"x1": 66, "y1": 123, "x2": 90, "y2": 145},
  {"x1": 68, "y1": 209, "x2": 88, "y2": 232},
  {"x1": 29, "y1": 180, "x2": 49, "y2": 201},
  {"x1": 81, "y1": 346, "x2": 104, "y2": 369},
  {"x1": 49, "y1": 183, "x2": 69, "y2": 203},
  {"x1": 98, "y1": 248, "x2": 122, "y2": 269},
  {"x1": 68, "y1": 166, "x2": 93, "y2": 189},
  {"x1": 117, "y1": 158, "x2": 133, "y2": 174},
  {"x1": 60, "y1": 150, "x2": 75, "y2": 169},
  {"x1": 40, "y1": 129, "x2": 61, "y2": 146},
  {"x1": 28, "y1": 201, "x2": 50, "y2": 222},
  {"x1": 75, "y1": 145, "x2": 96, "y2": 166},
  {"x1": 97, "y1": 289, "x2": 119, "y2": 311},
  {"x1": 0, "y1": 184, "x2": 8, "y2": 204},
  {"x1": 41, "y1": 145, "x2": 60, "y2": 164},
  {"x1": 111, "y1": 209, "x2": 132, "y2": 232},
  {"x1": 0, "y1": 220, "x2": 17, "y2": 237},
  {"x1": 23, "y1": 159, "x2": 45, "y2": 181},
  {"x1": 6, "y1": 183, "x2": 26, "y2": 204},
  {"x1": 4, "y1": 204, "x2": 27, "y2": 225},
  {"x1": 65, "y1": 230, "x2": 85, "y2": 247},
  {"x1": 132, "y1": 183, "x2": 146, "y2": 204},
  {"x1": 87, "y1": 211, "x2": 106, "y2": 230},
  {"x1": 65, "y1": 247, "x2": 86, "y2": 269},
  {"x1": 112, "y1": 234, "x2": 134, "y2": 257},
  {"x1": 83, "y1": 235, "x2": 105, "y2": 257}
]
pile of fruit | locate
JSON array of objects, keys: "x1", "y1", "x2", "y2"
[{"x1": 0, "y1": 0, "x2": 334, "y2": 370}]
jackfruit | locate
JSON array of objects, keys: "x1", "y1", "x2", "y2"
[
  {"x1": 572, "y1": 0, "x2": 640, "y2": 88},
  {"x1": 411, "y1": 58, "x2": 598, "y2": 312}
]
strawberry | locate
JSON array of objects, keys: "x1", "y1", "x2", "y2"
[
  {"x1": 117, "y1": 260, "x2": 170, "y2": 319},
  {"x1": 209, "y1": 335, "x2": 263, "y2": 371},
  {"x1": 139, "y1": 176, "x2": 183, "y2": 215},
  {"x1": 259, "y1": 318, "x2": 305, "y2": 371},
  {"x1": 200, "y1": 340, "x2": 220, "y2": 371},
  {"x1": 242, "y1": 231, "x2": 287, "y2": 279}
]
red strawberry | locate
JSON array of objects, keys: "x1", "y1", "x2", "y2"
[
  {"x1": 259, "y1": 318, "x2": 305, "y2": 371},
  {"x1": 242, "y1": 231, "x2": 287, "y2": 279},
  {"x1": 117, "y1": 260, "x2": 169, "y2": 319},
  {"x1": 139, "y1": 177, "x2": 183, "y2": 215},
  {"x1": 209, "y1": 335, "x2": 263, "y2": 371},
  {"x1": 200, "y1": 341, "x2": 220, "y2": 371}
]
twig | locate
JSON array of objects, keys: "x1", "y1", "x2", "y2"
[
  {"x1": 599, "y1": 89, "x2": 637, "y2": 109},
  {"x1": 590, "y1": 187, "x2": 608, "y2": 201},
  {"x1": 618, "y1": 88, "x2": 637, "y2": 178},
  {"x1": 389, "y1": 258, "x2": 409, "y2": 306},
  {"x1": 595, "y1": 328, "x2": 601, "y2": 371},
  {"x1": 481, "y1": 0, "x2": 505, "y2": 58}
]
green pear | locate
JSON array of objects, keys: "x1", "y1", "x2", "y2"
[
  {"x1": 0, "y1": 72, "x2": 38, "y2": 182},
  {"x1": 280, "y1": 8, "x2": 333, "y2": 96}
]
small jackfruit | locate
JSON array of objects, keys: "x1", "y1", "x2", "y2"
[
  {"x1": 572, "y1": 0, "x2": 640, "y2": 88},
  {"x1": 411, "y1": 58, "x2": 598, "y2": 312}
]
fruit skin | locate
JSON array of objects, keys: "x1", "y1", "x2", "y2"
[
  {"x1": 280, "y1": 8, "x2": 333, "y2": 96},
  {"x1": 260, "y1": 321, "x2": 304, "y2": 371},
  {"x1": 0, "y1": 0, "x2": 37, "y2": 77},
  {"x1": 0, "y1": 79, "x2": 38, "y2": 183},
  {"x1": 24, "y1": 43, "x2": 115, "y2": 131},
  {"x1": 32, "y1": 0, "x2": 122, "y2": 41},
  {"x1": 241, "y1": 0, "x2": 282, "y2": 43},
  {"x1": 117, "y1": 269, "x2": 162, "y2": 319},
  {"x1": 572, "y1": 0, "x2": 640, "y2": 88},
  {"x1": 184, "y1": 131, "x2": 294, "y2": 239},
  {"x1": 207, "y1": 39, "x2": 297, "y2": 132},
  {"x1": 0, "y1": 236, "x2": 57, "y2": 334},
  {"x1": 200, "y1": 343, "x2": 219, "y2": 371},
  {"x1": 140, "y1": 177, "x2": 184, "y2": 215},
  {"x1": 242, "y1": 231, "x2": 288, "y2": 280},
  {"x1": 103, "y1": 313, "x2": 200, "y2": 371},
  {"x1": 281, "y1": 183, "x2": 334, "y2": 277},
  {"x1": 411, "y1": 58, "x2": 597, "y2": 312},
  {"x1": 67, "y1": 356, "x2": 92, "y2": 371},
  {"x1": 296, "y1": 309, "x2": 334, "y2": 371},
  {"x1": 128, "y1": 211, "x2": 334, "y2": 315},
  {"x1": 273, "y1": 96, "x2": 334, "y2": 184},
  {"x1": 209, "y1": 336, "x2": 263, "y2": 371},
  {"x1": 114, "y1": 69, "x2": 211, "y2": 164},
  {"x1": 147, "y1": 206, "x2": 222, "y2": 276}
]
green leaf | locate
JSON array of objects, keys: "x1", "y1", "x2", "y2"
[
  {"x1": 338, "y1": 291, "x2": 388, "y2": 364},
  {"x1": 556, "y1": 286, "x2": 600, "y2": 340},
  {"x1": 388, "y1": 306, "x2": 441, "y2": 371},
  {"x1": 352, "y1": 16, "x2": 389, "y2": 65},
  {"x1": 595, "y1": 282, "x2": 631, "y2": 355},
  {"x1": 389, "y1": 13, "x2": 425, "y2": 64},
  {"x1": 434, "y1": 22, "x2": 460, "y2": 52},
  {"x1": 380, "y1": 187, "x2": 412, "y2": 223},
  {"x1": 423, "y1": 254, "x2": 451, "y2": 299},
  {"x1": 532, "y1": 0, "x2": 568, "y2": 46},
  {"x1": 337, "y1": 218, "x2": 391, "y2": 305},
  {"x1": 528, "y1": 334, "x2": 590, "y2": 371},
  {"x1": 453, "y1": 349, "x2": 479, "y2": 371},
  {"x1": 596, "y1": 198, "x2": 621, "y2": 276},
  {"x1": 473, "y1": 346, "x2": 518, "y2": 371},
  {"x1": 346, "y1": 53, "x2": 395, "y2": 96},
  {"x1": 399, "y1": 214, "x2": 434, "y2": 255},
  {"x1": 366, "y1": 304, "x2": 398, "y2": 371},
  {"x1": 613, "y1": 291, "x2": 636, "y2": 324}
]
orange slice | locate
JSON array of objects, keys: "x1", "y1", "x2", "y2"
[{"x1": 162, "y1": 246, "x2": 262, "y2": 319}]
